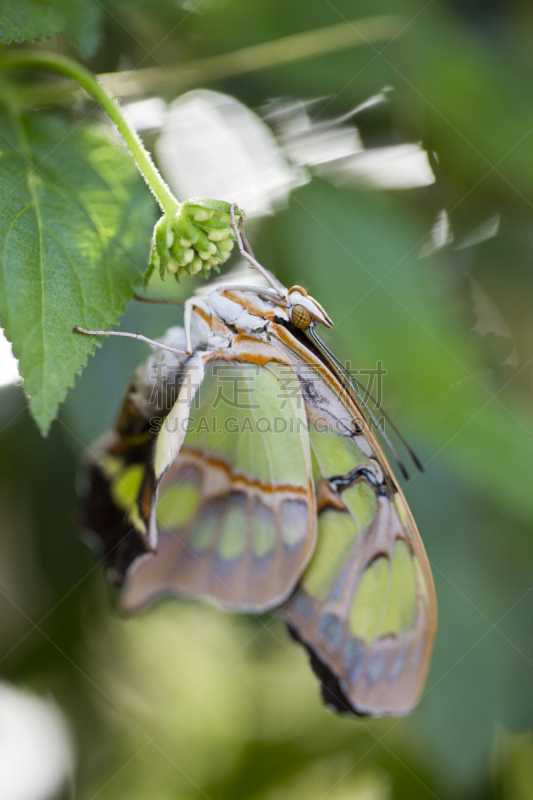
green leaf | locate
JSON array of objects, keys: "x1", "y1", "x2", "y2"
[
  {"x1": 0, "y1": 109, "x2": 156, "y2": 434},
  {"x1": 0, "y1": 0, "x2": 102, "y2": 57}
]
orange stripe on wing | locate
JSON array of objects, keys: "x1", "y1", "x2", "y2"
[{"x1": 178, "y1": 446, "x2": 310, "y2": 497}]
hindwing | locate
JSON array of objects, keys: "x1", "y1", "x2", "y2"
[{"x1": 268, "y1": 323, "x2": 437, "y2": 716}]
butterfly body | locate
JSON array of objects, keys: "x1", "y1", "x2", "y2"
[{"x1": 80, "y1": 253, "x2": 436, "y2": 716}]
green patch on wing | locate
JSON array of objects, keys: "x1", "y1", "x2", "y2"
[
  {"x1": 302, "y1": 509, "x2": 357, "y2": 599},
  {"x1": 342, "y1": 482, "x2": 376, "y2": 532},
  {"x1": 252, "y1": 508, "x2": 275, "y2": 559},
  {"x1": 188, "y1": 516, "x2": 217, "y2": 554},
  {"x1": 349, "y1": 556, "x2": 389, "y2": 641},
  {"x1": 309, "y1": 427, "x2": 373, "y2": 481},
  {"x1": 298, "y1": 478, "x2": 377, "y2": 601},
  {"x1": 156, "y1": 484, "x2": 201, "y2": 529},
  {"x1": 185, "y1": 360, "x2": 310, "y2": 490},
  {"x1": 100, "y1": 457, "x2": 146, "y2": 534},
  {"x1": 380, "y1": 540, "x2": 417, "y2": 635},
  {"x1": 349, "y1": 540, "x2": 417, "y2": 642},
  {"x1": 110, "y1": 464, "x2": 144, "y2": 511},
  {"x1": 218, "y1": 502, "x2": 247, "y2": 561}
]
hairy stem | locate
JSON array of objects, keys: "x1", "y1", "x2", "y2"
[{"x1": 0, "y1": 51, "x2": 179, "y2": 215}]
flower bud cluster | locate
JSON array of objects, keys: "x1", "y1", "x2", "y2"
[{"x1": 149, "y1": 199, "x2": 243, "y2": 280}]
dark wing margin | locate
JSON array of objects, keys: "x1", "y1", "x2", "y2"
[
  {"x1": 78, "y1": 330, "x2": 190, "y2": 583},
  {"x1": 79, "y1": 433, "x2": 151, "y2": 584}
]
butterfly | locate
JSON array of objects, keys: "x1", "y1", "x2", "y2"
[{"x1": 77, "y1": 207, "x2": 437, "y2": 716}]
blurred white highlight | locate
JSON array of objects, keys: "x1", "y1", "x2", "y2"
[
  {"x1": 0, "y1": 683, "x2": 74, "y2": 800},
  {"x1": 456, "y1": 213, "x2": 500, "y2": 249},
  {"x1": 154, "y1": 90, "x2": 434, "y2": 217},
  {"x1": 268, "y1": 97, "x2": 364, "y2": 166},
  {"x1": 420, "y1": 209, "x2": 454, "y2": 257},
  {"x1": 267, "y1": 94, "x2": 434, "y2": 190},
  {"x1": 156, "y1": 91, "x2": 306, "y2": 217},
  {"x1": 323, "y1": 143, "x2": 435, "y2": 190},
  {"x1": 122, "y1": 97, "x2": 167, "y2": 132},
  {"x1": 0, "y1": 330, "x2": 20, "y2": 387}
]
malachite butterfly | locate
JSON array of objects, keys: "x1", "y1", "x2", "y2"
[{"x1": 78, "y1": 207, "x2": 437, "y2": 716}]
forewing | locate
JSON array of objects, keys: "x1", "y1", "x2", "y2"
[
  {"x1": 121, "y1": 354, "x2": 316, "y2": 613},
  {"x1": 271, "y1": 324, "x2": 437, "y2": 715}
]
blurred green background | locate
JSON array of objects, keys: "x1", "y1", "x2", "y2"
[{"x1": 2, "y1": 0, "x2": 533, "y2": 798}]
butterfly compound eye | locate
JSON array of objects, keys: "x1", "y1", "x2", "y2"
[{"x1": 292, "y1": 304, "x2": 312, "y2": 329}]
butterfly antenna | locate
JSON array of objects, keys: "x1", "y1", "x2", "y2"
[
  {"x1": 237, "y1": 215, "x2": 255, "y2": 260},
  {"x1": 73, "y1": 326, "x2": 187, "y2": 356},
  {"x1": 332, "y1": 366, "x2": 424, "y2": 472},
  {"x1": 308, "y1": 327, "x2": 411, "y2": 481},
  {"x1": 341, "y1": 367, "x2": 424, "y2": 472},
  {"x1": 230, "y1": 204, "x2": 288, "y2": 299}
]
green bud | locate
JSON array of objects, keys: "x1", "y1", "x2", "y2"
[
  {"x1": 170, "y1": 239, "x2": 186, "y2": 265},
  {"x1": 219, "y1": 238, "x2": 234, "y2": 253},
  {"x1": 147, "y1": 198, "x2": 244, "y2": 281},
  {"x1": 193, "y1": 230, "x2": 214, "y2": 254},
  {"x1": 190, "y1": 256, "x2": 204, "y2": 274},
  {"x1": 207, "y1": 229, "x2": 228, "y2": 242},
  {"x1": 193, "y1": 208, "x2": 213, "y2": 222},
  {"x1": 199, "y1": 217, "x2": 230, "y2": 230},
  {"x1": 174, "y1": 217, "x2": 199, "y2": 244}
]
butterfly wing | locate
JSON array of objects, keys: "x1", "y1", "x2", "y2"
[
  {"x1": 79, "y1": 325, "x2": 194, "y2": 581},
  {"x1": 121, "y1": 349, "x2": 316, "y2": 614},
  {"x1": 269, "y1": 323, "x2": 437, "y2": 716},
  {"x1": 80, "y1": 428, "x2": 152, "y2": 583}
]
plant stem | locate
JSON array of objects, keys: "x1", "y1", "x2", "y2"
[
  {"x1": 100, "y1": 15, "x2": 403, "y2": 98},
  {"x1": 0, "y1": 51, "x2": 179, "y2": 215},
  {"x1": 15, "y1": 15, "x2": 403, "y2": 107}
]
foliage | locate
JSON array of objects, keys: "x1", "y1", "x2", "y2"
[
  {"x1": 0, "y1": 0, "x2": 101, "y2": 56},
  {"x1": 0, "y1": 110, "x2": 154, "y2": 433}
]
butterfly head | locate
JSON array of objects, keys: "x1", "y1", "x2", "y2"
[{"x1": 287, "y1": 286, "x2": 333, "y2": 330}]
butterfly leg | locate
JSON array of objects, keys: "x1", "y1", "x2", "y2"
[
  {"x1": 229, "y1": 204, "x2": 289, "y2": 301},
  {"x1": 184, "y1": 298, "x2": 196, "y2": 354},
  {"x1": 73, "y1": 326, "x2": 186, "y2": 356}
]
